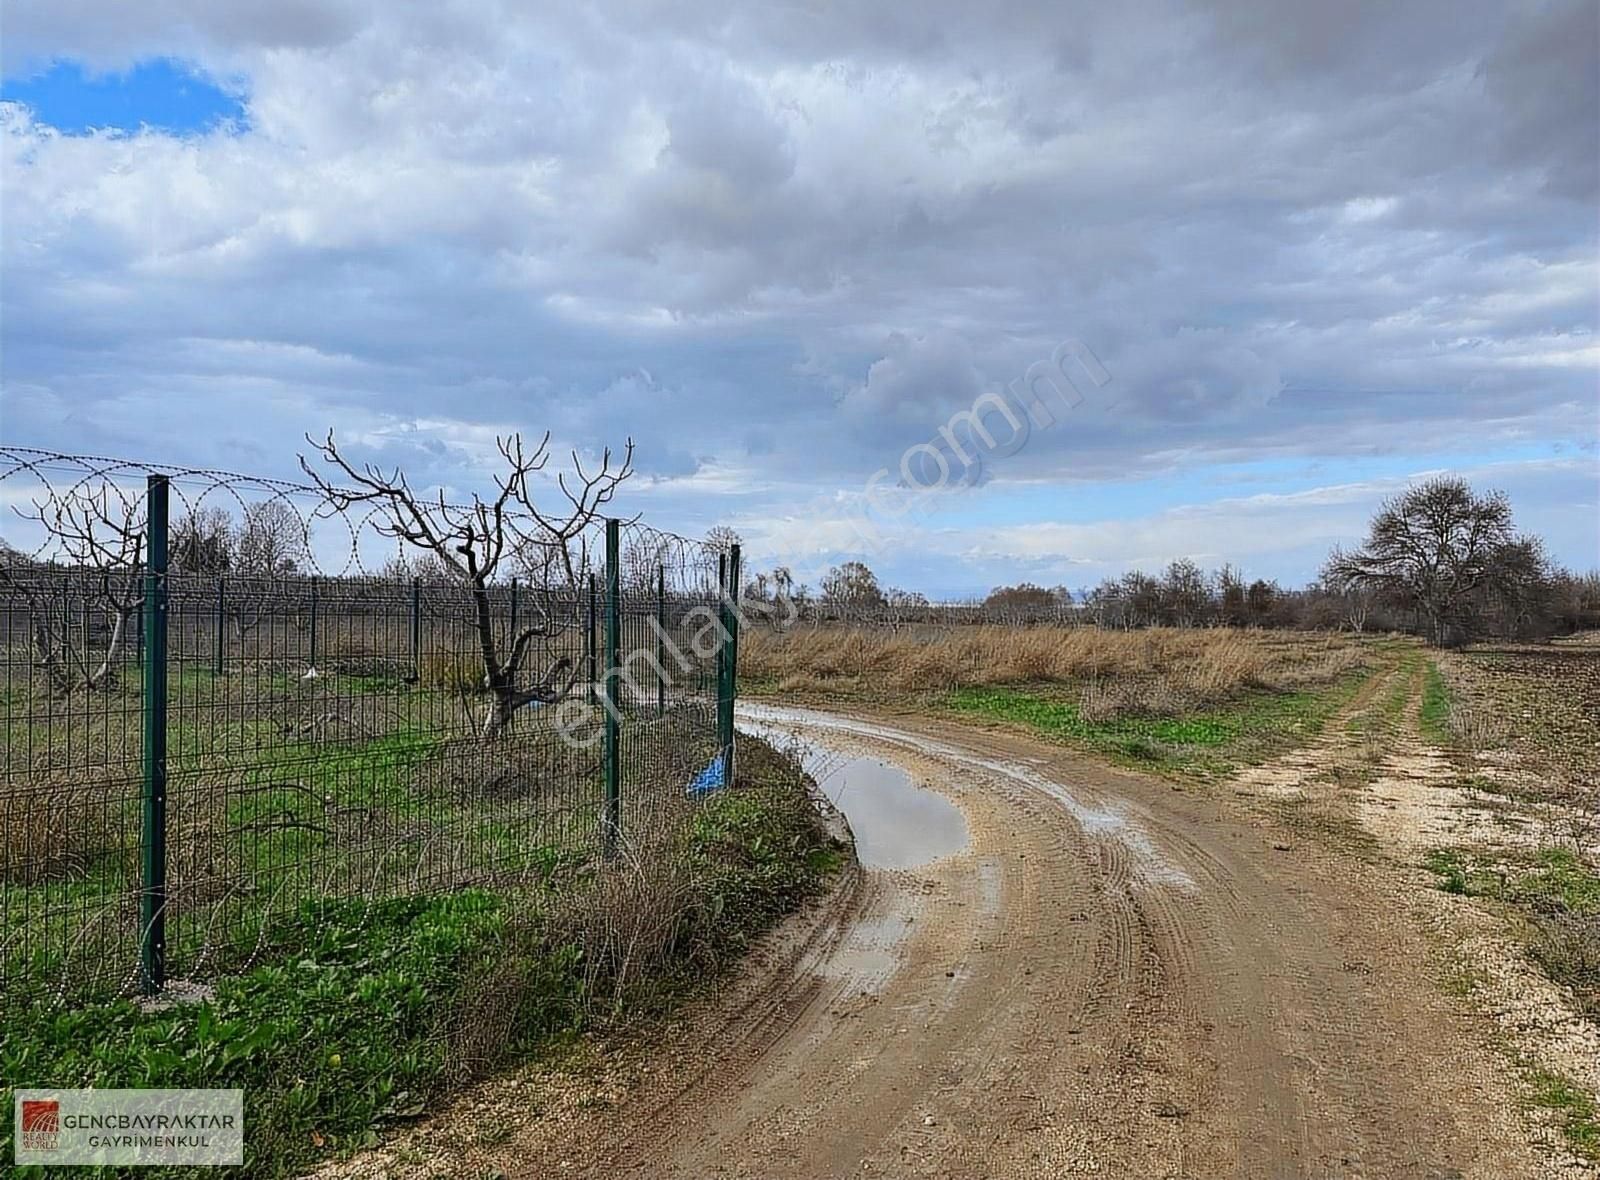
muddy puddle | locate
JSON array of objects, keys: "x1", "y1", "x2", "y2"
[
  {"x1": 738, "y1": 717, "x2": 969, "y2": 869},
  {"x1": 738, "y1": 701, "x2": 1195, "y2": 889}
]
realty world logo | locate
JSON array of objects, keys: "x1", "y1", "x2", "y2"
[{"x1": 20, "y1": 1099, "x2": 59, "y2": 1151}]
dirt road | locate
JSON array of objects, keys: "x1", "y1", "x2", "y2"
[{"x1": 507, "y1": 703, "x2": 1560, "y2": 1180}]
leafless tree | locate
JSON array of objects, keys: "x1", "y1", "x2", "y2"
[
  {"x1": 880, "y1": 586, "x2": 928, "y2": 632},
  {"x1": 234, "y1": 501, "x2": 307, "y2": 576},
  {"x1": 1341, "y1": 588, "x2": 1373, "y2": 634},
  {"x1": 622, "y1": 534, "x2": 669, "y2": 594},
  {"x1": 515, "y1": 440, "x2": 635, "y2": 583},
  {"x1": 216, "y1": 500, "x2": 312, "y2": 647},
  {"x1": 2, "y1": 482, "x2": 147, "y2": 693},
  {"x1": 1158, "y1": 559, "x2": 1211, "y2": 628},
  {"x1": 300, "y1": 430, "x2": 632, "y2": 736},
  {"x1": 820, "y1": 561, "x2": 884, "y2": 620},
  {"x1": 705, "y1": 525, "x2": 741, "y2": 557},
  {"x1": 171, "y1": 505, "x2": 234, "y2": 573},
  {"x1": 1325, "y1": 477, "x2": 1544, "y2": 646}
]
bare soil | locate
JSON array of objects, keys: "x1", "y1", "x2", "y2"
[{"x1": 322, "y1": 697, "x2": 1586, "y2": 1178}]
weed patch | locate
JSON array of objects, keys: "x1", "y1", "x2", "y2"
[
  {"x1": 1426, "y1": 846, "x2": 1600, "y2": 1020},
  {"x1": 1526, "y1": 1069, "x2": 1600, "y2": 1160},
  {"x1": 943, "y1": 673, "x2": 1366, "y2": 781},
  {"x1": 1424, "y1": 847, "x2": 1600, "y2": 915}
]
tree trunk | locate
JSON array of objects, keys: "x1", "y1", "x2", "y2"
[{"x1": 85, "y1": 605, "x2": 132, "y2": 690}]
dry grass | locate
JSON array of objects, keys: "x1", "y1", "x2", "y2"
[
  {"x1": 1532, "y1": 914, "x2": 1600, "y2": 1022},
  {"x1": 0, "y1": 771, "x2": 132, "y2": 886},
  {"x1": 418, "y1": 650, "x2": 482, "y2": 692},
  {"x1": 741, "y1": 625, "x2": 1366, "y2": 716}
]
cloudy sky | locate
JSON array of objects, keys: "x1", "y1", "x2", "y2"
[{"x1": 2, "y1": 1, "x2": 1596, "y2": 596}]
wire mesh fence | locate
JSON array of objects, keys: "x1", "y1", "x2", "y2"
[{"x1": 0, "y1": 448, "x2": 739, "y2": 1005}]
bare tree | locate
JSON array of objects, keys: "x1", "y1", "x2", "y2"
[
  {"x1": 758, "y1": 567, "x2": 805, "y2": 630},
  {"x1": 216, "y1": 500, "x2": 312, "y2": 647},
  {"x1": 171, "y1": 505, "x2": 234, "y2": 573},
  {"x1": 515, "y1": 440, "x2": 635, "y2": 583},
  {"x1": 622, "y1": 534, "x2": 669, "y2": 594},
  {"x1": 2, "y1": 483, "x2": 147, "y2": 693},
  {"x1": 234, "y1": 501, "x2": 307, "y2": 576},
  {"x1": 820, "y1": 561, "x2": 884, "y2": 619},
  {"x1": 1341, "y1": 588, "x2": 1373, "y2": 634},
  {"x1": 1214, "y1": 565, "x2": 1247, "y2": 627},
  {"x1": 1325, "y1": 477, "x2": 1543, "y2": 646},
  {"x1": 706, "y1": 525, "x2": 741, "y2": 557},
  {"x1": 300, "y1": 430, "x2": 632, "y2": 736},
  {"x1": 881, "y1": 586, "x2": 928, "y2": 631},
  {"x1": 1158, "y1": 559, "x2": 1211, "y2": 628}
]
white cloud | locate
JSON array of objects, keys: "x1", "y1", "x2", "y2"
[{"x1": 1, "y1": 0, "x2": 1595, "y2": 590}]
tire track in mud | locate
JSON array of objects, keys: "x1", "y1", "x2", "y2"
[{"x1": 501, "y1": 704, "x2": 1556, "y2": 1180}]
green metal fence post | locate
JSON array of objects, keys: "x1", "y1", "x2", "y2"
[
  {"x1": 213, "y1": 575, "x2": 226, "y2": 677},
  {"x1": 58, "y1": 582, "x2": 69, "y2": 671},
  {"x1": 410, "y1": 577, "x2": 422, "y2": 682},
  {"x1": 603, "y1": 520, "x2": 621, "y2": 857},
  {"x1": 723, "y1": 544, "x2": 741, "y2": 785},
  {"x1": 656, "y1": 563, "x2": 666, "y2": 717},
  {"x1": 508, "y1": 576, "x2": 520, "y2": 650},
  {"x1": 715, "y1": 553, "x2": 726, "y2": 712},
  {"x1": 140, "y1": 474, "x2": 170, "y2": 995},
  {"x1": 715, "y1": 552, "x2": 730, "y2": 782},
  {"x1": 587, "y1": 572, "x2": 597, "y2": 706},
  {"x1": 307, "y1": 577, "x2": 320, "y2": 673}
]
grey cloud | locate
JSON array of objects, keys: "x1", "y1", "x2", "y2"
[
  {"x1": 1, "y1": 0, "x2": 373, "y2": 71},
  {"x1": 0, "y1": 0, "x2": 1594, "y2": 588}
]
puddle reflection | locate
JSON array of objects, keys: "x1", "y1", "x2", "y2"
[{"x1": 740, "y1": 721, "x2": 969, "y2": 869}]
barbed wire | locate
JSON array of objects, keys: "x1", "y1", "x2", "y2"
[{"x1": 0, "y1": 446, "x2": 717, "y2": 581}]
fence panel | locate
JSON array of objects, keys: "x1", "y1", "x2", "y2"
[{"x1": 0, "y1": 448, "x2": 736, "y2": 1005}]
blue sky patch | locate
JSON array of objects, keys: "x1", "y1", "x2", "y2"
[{"x1": 0, "y1": 58, "x2": 246, "y2": 135}]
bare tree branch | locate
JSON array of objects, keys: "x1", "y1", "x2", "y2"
[{"x1": 299, "y1": 430, "x2": 632, "y2": 736}]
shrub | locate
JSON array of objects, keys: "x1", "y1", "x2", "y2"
[{"x1": 1532, "y1": 915, "x2": 1600, "y2": 1021}]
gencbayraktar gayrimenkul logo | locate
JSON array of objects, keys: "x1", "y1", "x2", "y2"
[{"x1": 14, "y1": 1089, "x2": 244, "y2": 1167}]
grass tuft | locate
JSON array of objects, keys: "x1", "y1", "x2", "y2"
[
  {"x1": 1526, "y1": 1068, "x2": 1600, "y2": 1160},
  {"x1": 1425, "y1": 846, "x2": 1600, "y2": 1020}
]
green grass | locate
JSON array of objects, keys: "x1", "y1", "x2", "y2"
[
  {"x1": 1424, "y1": 847, "x2": 1600, "y2": 916},
  {"x1": 1, "y1": 661, "x2": 663, "y2": 996},
  {"x1": 0, "y1": 744, "x2": 839, "y2": 1179},
  {"x1": 1527, "y1": 1068, "x2": 1600, "y2": 1160},
  {"x1": 942, "y1": 673, "x2": 1368, "y2": 781},
  {"x1": 1419, "y1": 661, "x2": 1452, "y2": 746},
  {"x1": 1424, "y1": 847, "x2": 1493, "y2": 897},
  {"x1": 1425, "y1": 846, "x2": 1600, "y2": 1025},
  {"x1": 3, "y1": 890, "x2": 544, "y2": 1178},
  {"x1": 1517, "y1": 849, "x2": 1600, "y2": 917}
]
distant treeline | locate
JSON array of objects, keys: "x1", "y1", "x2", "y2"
[
  {"x1": 755, "y1": 568, "x2": 1600, "y2": 640},
  {"x1": 742, "y1": 479, "x2": 1600, "y2": 646}
]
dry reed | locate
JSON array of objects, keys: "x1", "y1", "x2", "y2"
[{"x1": 741, "y1": 625, "x2": 1365, "y2": 716}]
